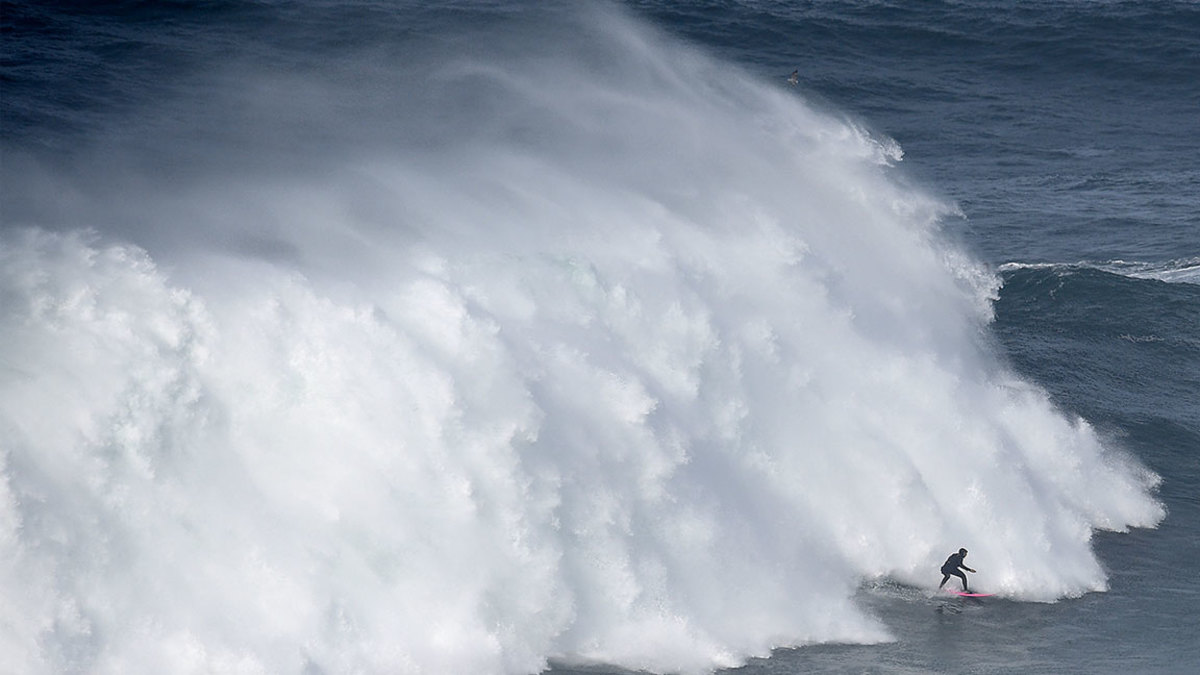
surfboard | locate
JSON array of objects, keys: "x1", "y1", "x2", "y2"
[{"x1": 948, "y1": 590, "x2": 995, "y2": 597}]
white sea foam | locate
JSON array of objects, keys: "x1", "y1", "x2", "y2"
[{"x1": 0, "y1": 6, "x2": 1164, "y2": 675}]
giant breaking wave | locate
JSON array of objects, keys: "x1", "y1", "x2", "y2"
[{"x1": 0, "y1": 5, "x2": 1163, "y2": 674}]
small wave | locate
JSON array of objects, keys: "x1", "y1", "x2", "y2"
[
  {"x1": 999, "y1": 257, "x2": 1200, "y2": 285},
  {"x1": 1119, "y1": 334, "x2": 1164, "y2": 344}
]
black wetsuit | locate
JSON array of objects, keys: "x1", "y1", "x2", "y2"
[{"x1": 939, "y1": 552, "x2": 970, "y2": 590}]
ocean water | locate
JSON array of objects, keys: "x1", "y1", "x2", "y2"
[{"x1": 1, "y1": 1, "x2": 1196, "y2": 674}]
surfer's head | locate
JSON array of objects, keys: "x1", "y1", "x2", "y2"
[{"x1": 959, "y1": 548, "x2": 968, "y2": 555}]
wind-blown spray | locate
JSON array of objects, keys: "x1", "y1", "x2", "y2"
[{"x1": 0, "y1": 5, "x2": 1162, "y2": 674}]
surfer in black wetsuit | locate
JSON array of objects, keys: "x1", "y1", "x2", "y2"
[{"x1": 938, "y1": 548, "x2": 976, "y2": 591}]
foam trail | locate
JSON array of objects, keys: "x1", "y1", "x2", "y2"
[{"x1": 0, "y1": 5, "x2": 1163, "y2": 674}]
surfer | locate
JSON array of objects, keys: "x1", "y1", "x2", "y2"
[
  {"x1": 787, "y1": 69, "x2": 799, "y2": 85},
  {"x1": 938, "y1": 548, "x2": 976, "y2": 591}
]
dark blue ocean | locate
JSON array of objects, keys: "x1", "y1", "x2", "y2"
[{"x1": 2, "y1": 2, "x2": 1197, "y2": 674}]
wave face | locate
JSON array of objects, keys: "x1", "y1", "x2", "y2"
[{"x1": 0, "y1": 5, "x2": 1164, "y2": 674}]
